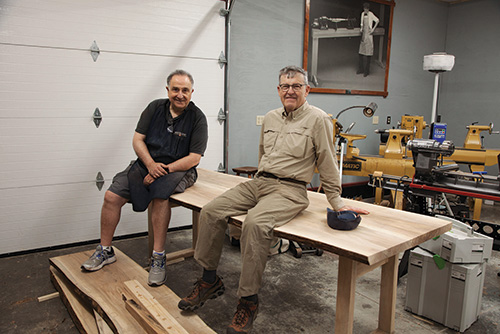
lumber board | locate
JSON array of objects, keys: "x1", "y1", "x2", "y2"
[
  {"x1": 124, "y1": 297, "x2": 168, "y2": 334},
  {"x1": 173, "y1": 169, "x2": 451, "y2": 265},
  {"x1": 37, "y1": 291, "x2": 59, "y2": 302},
  {"x1": 169, "y1": 168, "x2": 248, "y2": 210},
  {"x1": 94, "y1": 310, "x2": 114, "y2": 334},
  {"x1": 123, "y1": 280, "x2": 188, "y2": 334},
  {"x1": 273, "y1": 191, "x2": 452, "y2": 265},
  {"x1": 49, "y1": 248, "x2": 215, "y2": 334},
  {"x1": 50, "y1": 266, "x2": 99, "y2": 334}
]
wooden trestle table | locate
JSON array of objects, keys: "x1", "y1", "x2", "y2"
[{"x1": 156, "y1": 168, "x2": 452, "y2": 334}]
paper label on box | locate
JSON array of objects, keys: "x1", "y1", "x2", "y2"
[
  {"x1": 410, "y1": 258, "x2": 423, "y2": 267},
  {"x1": 472, "y1": 243, "x2": 484, "y2": 252},
  {"x1": 451, "y1": 270, "x2": 466, "y2": 281}
]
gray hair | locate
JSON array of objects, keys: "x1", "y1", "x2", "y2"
[
  {"x1": 167, "y1": 69, "x2": 194, "y2": 87},
  {"x1": 279, "y1": 66, "x2": 308, "y2": 86}
]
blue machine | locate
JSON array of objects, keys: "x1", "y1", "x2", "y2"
[{"x1": 432, "y1": 123, "x2": 447, "y2": 143}]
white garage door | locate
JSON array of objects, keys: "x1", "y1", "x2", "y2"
[{"x1": 0, "y1": 0, "x2": 226, "y2": 254}]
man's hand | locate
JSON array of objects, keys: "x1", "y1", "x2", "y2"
[
  {"x1": 143, "y1": 174, "x2": 155, "y2": 186},
  {"x1": 143, "y1": 162, "x2": 169, "y2": 186},
  {"x1": 147, "y1": 162, "x2": 169, "y2": 179},
  {"x1": 338, "y1": 205, "x2": 370, "y2": 215}
]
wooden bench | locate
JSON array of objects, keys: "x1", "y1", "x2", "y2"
[
  {"x1": 163, "y1": 168, "x2": 452, "y2": 334},
  {"x1": 232, "y1": 166, "x2": 258, "y2": 178}
]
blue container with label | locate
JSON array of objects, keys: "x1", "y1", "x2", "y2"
[{"x1": 432, "y1": 123, "x2": 447, "y2": 143}]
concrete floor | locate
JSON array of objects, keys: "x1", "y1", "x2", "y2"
[{"x1": 1, "y1": 214, "x2": 500, "y2": 333}]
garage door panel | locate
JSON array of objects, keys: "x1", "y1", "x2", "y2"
[
  {"x1": 198, "y1": 117, "x2": 225, "y2": 170},
  {"x1": 0, "y1": 0, "x2": 224, "y2": 59},
  {"x1": 0, "y1": 183, "x2": 194, "y2": 254},
  {"x1": 1, "y1": 116, "x2": 223, "y2": 188},
  {"x1": 0, "y1": 116, "x2": 137, "y2": 188},
  {"x1": 0, "y1": 44, "x2": 225, "y2": 118}
]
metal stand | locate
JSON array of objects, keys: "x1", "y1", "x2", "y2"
[{"x1": 289, "y1": 240, "x2": 323, "y2": 258}]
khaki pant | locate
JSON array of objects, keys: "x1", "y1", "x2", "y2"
[{"x1": 194, "y1": 176, "x2": 309, "y2": 297}]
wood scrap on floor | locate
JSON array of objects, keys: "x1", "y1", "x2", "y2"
[
  {"x1": 37, "y1": 291, "x2": 60, "y2": 303},
  {"x1": 49, "y1": 248, "x2": 215, "y2": 334}
]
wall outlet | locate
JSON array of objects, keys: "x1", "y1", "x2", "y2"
[
  {"x1": 256, "y1": 115, "x2": 265, "y2": 126},
  {"x1": 386, "y1": 116, "x2": 391, "y2": 124},
  {"x1": 372, "y1": 116, "x2": 379, "y2": 125}
]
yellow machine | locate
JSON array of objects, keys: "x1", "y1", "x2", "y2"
[
  {"x1": 447, "y1": 123, "x2": 500, "y2": 219},
  {"x1": 338, "y1": 116, "x2": 427, "y2": 179},
  {"x1": 335, "y1": 116, "x2": 499, "y2": 219},
  {"x1": 450, "y1": 123, "x2": 500, "y2": 169},
  {"x1": 378, "y1": 115, "x2": 428, "y2": 157},
  {"x1": 339, "y1": 132, "x2": 414, "y2": 176}
]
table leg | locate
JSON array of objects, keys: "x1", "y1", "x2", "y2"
[
  {"x1": 376, "y1": 254, "x2": 398, "y2": 334},
  {"x1": 335, "y1": 256, "x2": 357, "y2": 334},
  {"x1": 192, "y1": 210, "x2": 199, "y2": 249}
]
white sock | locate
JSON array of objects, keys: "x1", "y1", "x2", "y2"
[
  {"x1": 101, "y1": 245, "x2": 112, "y2": 252},
  {"x1": 153, "y1": 250, "x2": 165, "y2": 256}
]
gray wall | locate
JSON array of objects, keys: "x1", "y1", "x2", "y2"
[
  {"x1": 440, "y1": 0, "x2": 500, "y2": 151},
  {"x1": 226, "y1": 0, "x2": 498, "y2": 179}
]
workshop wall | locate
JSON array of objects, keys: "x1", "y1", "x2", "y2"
[
  {"x1": 226, "y1": 0, "x2": 450, "y2": 183},
  {"x1": 439, "y1": 0, "x2": 500, "y2": 169}
]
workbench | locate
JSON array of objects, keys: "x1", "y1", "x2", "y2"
[
  {"x1": 309, "y1": 27, "x2": 385, "y2": 85},
  {"x1": 165, "y1": 168, "x2": 452, "y2": 334}
]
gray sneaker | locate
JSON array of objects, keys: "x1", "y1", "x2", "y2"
[
  {"x1": 81, "y1": 245, "x2": 116, "y2": 271},
  {"x1": 148, "y1": 253, "x2": 167, "y2": 286}
]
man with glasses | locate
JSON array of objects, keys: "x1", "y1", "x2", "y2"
[
  {"x1": 81, "y1": 69, "x2": 208, "y2": 288},
  {"x1": 178, "y1": 65, "x2": 368, "y2": 333}
]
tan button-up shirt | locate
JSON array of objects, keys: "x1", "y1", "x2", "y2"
[{"x1": 258, "y1": 101, "x2": 344, "y2": 210}]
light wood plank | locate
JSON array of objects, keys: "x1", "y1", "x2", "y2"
[
  {"x1": 123, "y1": 280, "x2": 189, "y2": 334},
  {"x1": 123, "y1": 297, "x2": 168, "y2": 334},
  {"x1": 49, "y1": 248, "x2": 215, "y2": 334},
  {"x1": 377, "y1": 255, "x2": 398, "y2": 333},
  {"x1": 37, "y1": 291, "x2": 60, "y2": 303},
  {"x1": 49, "y1": 266, "x2": 100, "y2": 334},
  {"x1": 93, "y1": 310, "x2": 114, "y2": 334},
  {"x1": 335, "y1": 256, "x2": 357, "y2": 334},
  {"x1": 171, "y1": 169, "x2": 452, "y2": 265},
  {"x1": 273, "y1": 190, "x2": 452, "y2": 265},
  {"x1": 355, "y1": 258, "x2": 388, "y2": 278}
]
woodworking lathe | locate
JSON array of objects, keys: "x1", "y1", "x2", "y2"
[
  {"x1": 368, "y1": 138, "x2": 500, "y2": 249},
  {"x1": 336, "y1": 115, "x2": 500, "y2": 218}
]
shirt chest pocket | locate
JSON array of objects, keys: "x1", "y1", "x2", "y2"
[
  {"x1": 284, "y1": 131, "x2": 313, "y2": 158},
  {"x1": 263, "y1": 129, "x2": 279, "y2": 153}
]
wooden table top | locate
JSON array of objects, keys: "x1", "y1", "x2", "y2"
[{"x1": 171, "y1": 168, "x2": 452, "y2": 265}]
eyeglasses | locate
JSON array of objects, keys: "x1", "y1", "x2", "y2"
[{"x1": 279, "y1": 83, "x2": 305, "y2": 92}]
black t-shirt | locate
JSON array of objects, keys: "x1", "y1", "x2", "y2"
[{"x1": 135, "y1": 99, "x2": 208, "y2": 156}]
